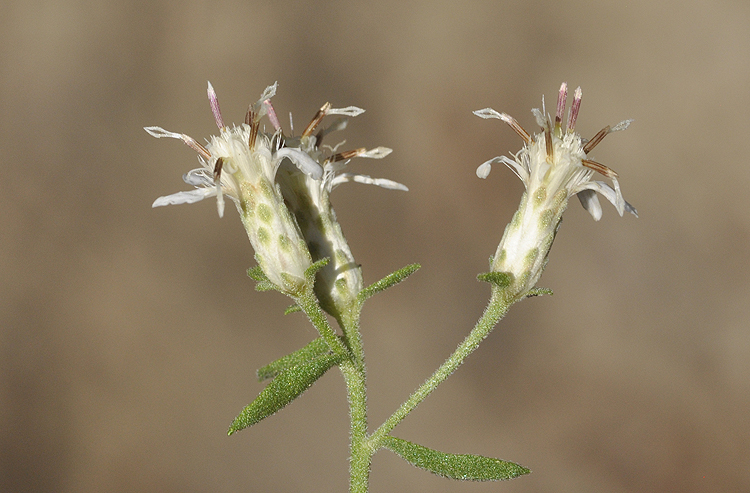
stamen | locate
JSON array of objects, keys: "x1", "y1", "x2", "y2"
[
  {"x1": 567, "y1": 86, "x2": 582, "y2": 132},
  {"x1": 583, "y1": 125, "x2": 611, "y2": 154},
  {"x1": 302, "y1": 102, "x2": 332, "y2": 138},
  {"x1": 244, "y1": 106, "x2": 260, "y2": 149},
  {"x1": 213, "y1": 156, "x2": 224, "y2": 182},
  {"x1": 555, "y1": 82, "x2": 567, "y2": 133},
  {"x1": 326, "y1": 148, "x2": 367, "y2": 164},
  {"x1": 264, "y1": 100, "x2": 282, "y2": 132},
  {"x1": 582, "y1": 158, "x2": 618, "y2": 178},
  {"x1": 207, "y1": 82, "x2": 225, "y2": 130}
]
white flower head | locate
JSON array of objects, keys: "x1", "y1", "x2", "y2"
[
  {"x1": 474, "y1": 83, "x2": 637, "y2": 295},
  {"x1": 146, "y1": 82, "x2": 322, "y2": 295},
  {"x1": 275, "y1": 102, "x2": 408, "y2": 317},
  {"x1": 474, "y1": 83, "x2": 637, "y2": 221}
]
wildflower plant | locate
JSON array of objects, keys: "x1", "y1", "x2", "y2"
[{"x1": 147, "y1": 81, "x2": 636, "y2": 492}]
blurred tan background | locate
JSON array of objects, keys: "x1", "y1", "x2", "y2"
[{"x1": 2, "y1": 0, "x2": 749, "y2": 491}]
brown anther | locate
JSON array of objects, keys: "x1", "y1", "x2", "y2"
[
  {"x1": 583, "y1": 125, "x2": 610, "y2": 154},
  {"x1": 302, "y1": 102, "x2": 332, "y2": 138},
  {"x1": 182, "y1": 135, "x2": 211, "y2": 160},
  {"x1": 246, "y1": 107, "x2": 260, "y2": 148},
  {"x1": 582, "y1": 158, "x2": 618, "y2": 178},
  {"x1": 325, "y1": 148, "x2": 366, "y2": 164},
  {"x1": 502, "y1": 114, "x2": 531, "y2": 144},
  {"x1": 213, "y1": 157, "x2": 224, "y2": 182}
]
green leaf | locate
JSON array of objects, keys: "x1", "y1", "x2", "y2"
[
  {"x1": 228, "y1": 352, "x2": 342, "y2": 435},
  {"x1": 525, "y1": 287, "x2": 553, "y2": 297},
  {"x1": 382, "y1": 436, "x2": 530, "y2": 481},
  {"x1": 358, "y1": 264, "x2": 421, "y2": 303},
  {"x1": 256, "y1": 338, "x2": 333, "y2": 381},
  {"x1": 477, "y1": 271, "x2": 513, "y2": 289},
  {"x1": 247, "y1": 265, "x2": 267, "y2": 281},
  {"x1": 247, "y1": 265, "x2": 277, "y2": 292},
  {"x1": 305, "y1": 257, "x2": 330, "y2": 283},
  {"x1": 284, "y1": 304, "x2": 302, "y2": 315}
]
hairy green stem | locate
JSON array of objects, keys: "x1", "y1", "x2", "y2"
[
  {"x1": 340, "y1": 358, "x2": 372, "y2": 493},
  {"x1": 369, "y1": 287, "x2": 514, "y2": 448},
  {"x1": 298, "y1": 292, "x2": 371, "y2": 492}
]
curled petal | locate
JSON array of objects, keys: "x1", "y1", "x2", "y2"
[
  {"x1": 183, "y1": 168, "x2": 214, "y2": 186},
  {"x1": 581, "y1": 181, "x2": 638, "y2": 218},
  {"x1": 152, "y1": 187, "x2": 216, "y2": 208},
  {"x1": 577, "y1": 190, "x2": 603, "y2": 221},
  {"x1": 332, "y1": 173, "x2": 408, "y2": 191},
  {"x1": 144, "y1": 126, "x2": 182, "y2": 140},
  {"x1": 476, "y1": 159, "x2": 494, "y2": 179},
  {"x1": 274, "y1": 147, "x2": 324, "y2": 180}
]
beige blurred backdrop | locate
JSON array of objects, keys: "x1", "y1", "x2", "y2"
[{"x1": 2, "y1": 0, "x2": 749, "y2": 492}]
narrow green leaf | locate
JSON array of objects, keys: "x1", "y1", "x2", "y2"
[
  {"x1": 382, "y1": 436, "x2": 530, "y2": 481},
  {"x1": 305, "y1": 257, "x2": 330, "y2": 283},
  {"x1": 477, "y1": 271, "x2": 513, "y2": 289},
  {"x1": 229, "y1": 353, "x2": 342, "y2": 435},
  {"x1": 525, "y1": 287, "x2": 553, "y2": 297},
  {"x1": 246, "y1": 265, "x2": 267, "y2": 281},
  {"x1": 284, "y1": 304, "x2": 302, "y2": 315},
  {"x1": 247, "y1": 265, "x2": 278, "y2": 292},
  {"x1": 256, "y1": 338, "x2": 332, "y2": 381},
  {"x1": 358, "y1": 264, "x2": 421, "y2": 303}
]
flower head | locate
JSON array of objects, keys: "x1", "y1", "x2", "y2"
[
  {"x1": 475, "y1": 83, "x2": 637, "y2": 295},
  {"x1": 276, "y1": 103, "x2": 407, "y2": 317},
  {"x1": 146, "y1": 82, "x2": 321, "y2": 295},
  {"x1": 474, "y1": 83, "x2": 637, "y2": 221}
]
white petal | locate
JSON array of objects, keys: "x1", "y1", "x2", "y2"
[
  {"x1": 274, "y1": 147, "x2": 324, "y2": 180},
  {"x1": 327, "y1": 106, "x2": 365, "y2": 117},
  {"x1": 152, "y1": 187, "x2": 216, "y2": 208},
  {"x1": 577, "y1": 190, "x2": 603, "y2": 221},
  {"x1": 360, "y1": 147, "x2": 392, "y2": 159},
  {"x1": 332, "y1": 173, "x2": 408, "y2": 191},
  {"x1": 144, "y1": 126, "x2": 182, "y2": 140},
  {"x1": 476, "y1": 160, "x2": 493, "y2": 179}
]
